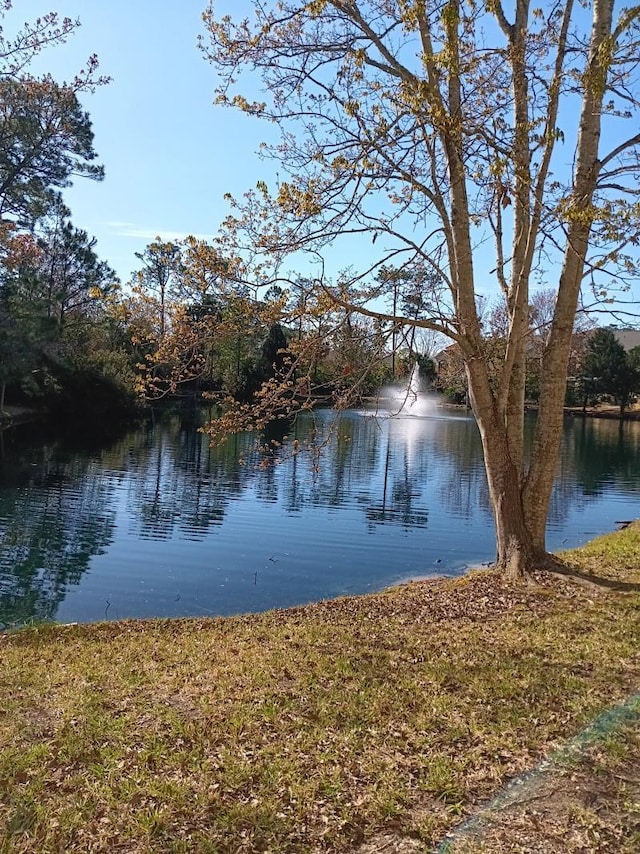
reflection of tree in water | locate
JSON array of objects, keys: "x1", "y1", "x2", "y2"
[
  {"x1": 364, "y1": 421, "x2": 429, "y2": 530},
  {"x1": 0, "y1": 433, "x2": 117, "y2": 627},
  {"x1": 562, "y1": 417, "x2": 640, "y2": 497},
  {"x1": 284, "y1": 412, "x2": 513, "y2": 531},
  {"x1": 316, "y1": 414, "x2": 381, "y2": 508},
  {"x1": 244, "y1": 411, "x2": 385, "y2": 513},
  {"x1": 532, "y1": 417, "x2": 640, "y2": 528},
  {"x1": 428, "y1": 413, "x2": 640, "y2": 531},
  {"x1": 429, "y1": 414, "x2": 591, "y2": 530},
  {"x1": 123, "y1": 413, "x2": 261, "y2": 541},
  {"x1": 126, "y1": 410, "x2": 336, "y2": 532},
  {"x1": 288, "y1": 413, "x2": 384, "y2": 511},
  {"x1": 282, "y1": 418, "x2": 306, "y2": 514},
  {"x1": 424, "y1": 416, "x2": 492, "y2": 523},
  {"x1": 276, "y1": 412, "x2": 431, "y2": 530}
]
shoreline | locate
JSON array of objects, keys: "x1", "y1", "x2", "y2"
[
  {"x1": 2, "y1": 397, "x2": 640, "y2": 432},
  {"x1": 3, "y1": 521, "x2": 637, "y2": 635}
]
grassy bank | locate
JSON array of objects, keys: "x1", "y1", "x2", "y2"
[{"x1": 1, "y1": 528, "x2": 640, "y2": 852}]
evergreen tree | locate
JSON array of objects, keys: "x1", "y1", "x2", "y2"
[{"x1": 583, "y1": 329, "x2": 640, "y2": 417}]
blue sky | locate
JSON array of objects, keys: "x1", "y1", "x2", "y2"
[
  {"x1": 11, "y1": 2, "x2": 640, "y2": 320},
  {"x1": 15, "y1": 0, "x2": 269, "y2": 283}
]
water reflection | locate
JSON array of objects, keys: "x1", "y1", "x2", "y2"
[
  {"x1": 0, "y1": 407, "x2": 639, "y2": 627},
  {"x1": 566, "y1": 417, "x2": 640, "y2": 497},
  {"x1": 0, "y1": 432, "x2": 118, "y2": 626}
]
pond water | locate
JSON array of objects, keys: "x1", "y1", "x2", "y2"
[{"x1": 1, "y1": 403, "x2": 639, "y2": 628}]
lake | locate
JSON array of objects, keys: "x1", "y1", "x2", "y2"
[{"x1": 1, "y1": 402, "x2": 639, "y2": 628}]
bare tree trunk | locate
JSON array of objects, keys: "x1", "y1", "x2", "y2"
[
  {"x1": 503, "y1": 4, "x2": 532, "y2": 473},
  {"x1": 482, "y1": 415, "x2": 537, "y2": 578},
  {"x1": 524, "y1": 0, "x2": 614, "y2": 550},
  {"x1": 467, "y1": 349, "x2": 538, "y2": 578},
  {"x1": 505, "y1": 334, "x2": 527, "y2": 475}
]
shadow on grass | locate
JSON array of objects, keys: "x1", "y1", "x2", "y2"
[{"x1": 543, "y1": 555, "x2": 640, "y2": 592}]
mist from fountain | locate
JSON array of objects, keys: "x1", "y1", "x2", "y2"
[{"x1": 379, "y1": 364, "x2": 440, "y2": 417}]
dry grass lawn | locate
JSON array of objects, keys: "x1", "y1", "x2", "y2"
[{"x1": 1, "y1": 525, "x2": 640, "y2": 852}]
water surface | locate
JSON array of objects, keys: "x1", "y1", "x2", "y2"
[{"x1": 1, "y1": 405, "x2": 638, "y2": 627}]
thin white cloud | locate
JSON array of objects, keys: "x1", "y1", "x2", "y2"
[{"x1": 105, "y1": 222, "x2": 213, "y2": 243}]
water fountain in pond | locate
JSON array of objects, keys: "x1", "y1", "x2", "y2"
[{"x1": 379, "y1": 364, "x2": 439, "y2": 417}]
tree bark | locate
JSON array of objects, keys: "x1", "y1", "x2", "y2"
[
  {"x1": 482, "y1": 416, "x2": 537, "y2": 578},
  {"x1": 467, "y1": 348, "x2": 538, "y2": 578},
  {"x1": 524, "y1": 0, "x2": 614, "y2": 550}
]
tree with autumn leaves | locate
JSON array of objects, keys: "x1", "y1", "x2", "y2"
[
  {"x1": 202, "y1": 0, "x2": 640, "y2": 577},
  {"x1": 0, "y1": 2, "x2": 130, "y2": 418}
]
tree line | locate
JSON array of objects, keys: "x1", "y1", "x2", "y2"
[
  {"x1": 0, "y1": 6, "x2": 417, "y2": 424},
  {"x1": 0, "y1": 1, "x2": 402, "y2": 422},
  {"x1": 437, "y1": 307, "x2": 640, "y2": 418}
]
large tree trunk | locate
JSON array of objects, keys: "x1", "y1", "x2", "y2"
[
  {"x1": 439, "y1": 2, "x2": 540, "y2": 578},
  {"x1": 481, "y1": 417, "x2": 538, "y2": 579},
  {"x1": 523, "y1": 0, "x2": 613, "y2": 551},
  {"x1": 467, "y1": 349, "x2": 540, "y2": 579}
]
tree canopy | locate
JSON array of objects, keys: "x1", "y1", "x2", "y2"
[
  {"x1": 583, "y1": 328, "x2": 640, "y2": 415},
  {"x1": 0, "y1": 4, "x2": 106, "y2": 231},
  {"x1": 202, "y1": 0, "x2": 640, "y2": 576},
  {"x1": 0, "y1": 3, "x2": 121, "y2": 419}
]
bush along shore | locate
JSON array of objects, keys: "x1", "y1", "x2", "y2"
[{"x1": 1, "y1": 526, "x2": 640, "y2": 852}]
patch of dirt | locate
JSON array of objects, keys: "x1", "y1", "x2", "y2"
[
  {"x1": 436, "y1": 710, "x2": 640, "y2": 853},
  {"x1": 444, "y1": 749, "x2": 640, "y2": 851},
  {"x1": 349, "y1": 700, "x2": 640, "y2": 853}
]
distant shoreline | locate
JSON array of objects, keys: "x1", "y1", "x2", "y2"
[{"x1": 2, "y1": 398, "x2": 640, "y2": 430}]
